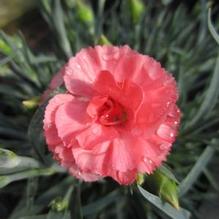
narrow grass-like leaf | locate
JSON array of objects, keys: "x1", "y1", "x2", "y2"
[
  {"x1": 82, "y1": 189, "x2": 121, "y2": 216},
  {"x1": 47, "y1": 211, "x2": 70, "y2": 219},
  {"x1": 28, "y1": 102, "x2": 47, "y2": 163},
  {"x1": 204, "y1": 168, "x2": 219, "y2": 193},
  {"x1": 70, "y1": 185, "x2": 83, "y2": 219},
  {"x1": 187, "y1": 55, "x2": 219, "y2": 128},
  {"x1": 208, "y1": 8, "x2": 219, "y2": 45},
  {"x1": 138, "y1": 185, "x2": 190, "y2": 219},
  {"x1": 0, "y1": 167, "x2": 56, "y2": 189},
  {"x1": 52, "y1": 0, "x2": 72, "y2": 58},
  {"x1": 19, "y1": 217, "x2": 45, "y2": 219},
  {"x1": 179, "y1": 146, "x2": 215, "y2": 196}
]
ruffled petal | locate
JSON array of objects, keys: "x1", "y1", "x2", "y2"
[
  {"x1": 106, "y1": 138, "x2": 136, "y2": 172},
  {"x1": 63, "y1": 45, "x2": 134, "y2": 97},
  {"x1": 72, "y1": 141, "x2": 111, "y2": 174},
  {"x1": 55, "y1": 99, "x2": 91, "y2": 147},
  {"x1": 76, "y1": 123, "x2": 118, "y2": 149},
  {"x1": 43, "y1": 94, "x2": 74, "y2": 150},
  {"x1": 94, "y1": 70, "x2": 143, "y2": 111}
]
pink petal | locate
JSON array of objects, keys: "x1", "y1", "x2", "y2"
[
  {"x1": 55, "y1": 99, "x2": 91, "y2": 147},
  {"x1": 94, "y1": 70, "x2": 143, "y2": 110},
  {"x1": 107, "y1": 138, "x2": 136, "y2": 172},
  {"x1": 43, "y1": 94, "x2": 74, "y2": 149},
  {"x1": 72, "y1": 141, "x2": 111, "y2": 173},
  {"x1": 76, "y1": 123, "x2": 118, "y2": 149},
  {"x1": 63, "y1": 45, "x2": 132, "y2": 97}
]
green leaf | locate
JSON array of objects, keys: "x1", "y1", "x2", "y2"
[
  {"x1": 52, "y1": 0, "x2": 72, "y2": 58},
  {"x1": 179, "y1": 146, "x2": 215, "y2": 196},
  {"x1": 28, "y1": 103, "x2": 47, "y2": 163},
  {"x1": 187, "y1": 54, "x2": 219, "y2": 128},
  {"x1": 138, "y1": 185, "x2": 191, "y2": 219},
  {"x1": 82, "y1": 190, "x2": 121, "y2": 216},
  {"x1": 35, "y1": 177, "x2": 74, "y2": 208},
  {"x1": 47, "y1": 211, "x2": 70, "y2": 219},
  {"x1": 208, "y1": 8, "x2": 219, "y2": 45},
  {"x1": 19, "y1": 213, "x2": 70, "y2": 219},
  {"x1": 0, "y1": 38, "x2": 12, "y2": 55},
  {"x1": 161, "y1": 0, "x2": 173, "y2": 5},
  {"x1": 19, "y1": 216, "x2": 46, "y2": 219},
  {"x1": 70, "y1": 185, "x2": 83, "y2": 219}
]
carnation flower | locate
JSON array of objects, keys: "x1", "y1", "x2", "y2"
[{"x1": 43, "y1": 45, "x2": 180, "y2": 185}]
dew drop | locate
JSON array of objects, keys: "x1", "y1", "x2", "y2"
[
  {"x1": 75, "y1": 63, "x2": 82, "y2": 70},
  {"x1": 143, "y1": 157, "x2": 153, "y2": 165},
  {"x1": 156, "y1": 124, "x2": 175, "y2": 141},
  {"x1": 170, "y1": 132, "x2": 174, "y2": 137},
  {"x1": 92, "y1": 126, "x2": 101, "y2": 135},
  {"x1": 160, "y1": 143, "x2": 171, "y2": 150}
]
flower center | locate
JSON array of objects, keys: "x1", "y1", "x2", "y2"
[{"x1": 87, "y1": 96, "x2": 127, "y2": 126}]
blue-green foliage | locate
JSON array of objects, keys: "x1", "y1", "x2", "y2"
[{"x1": 0, "y1": 0, "x2": 218, "y2": 218}]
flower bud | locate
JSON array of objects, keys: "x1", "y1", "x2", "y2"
[
  {"x1": 128, "y1": 0, "x2": 145, "y2": 24},
  {"x1": 0, "y1": 176, "x2": 10, "y2": 189},
  {"x1": 22, "y1": 96, "x2": 40, "y2": 110},
  {"x1": 50, "y1": 197, "x2": 68, "y2": 212},
  {"x1": 76, "y1": 0, "x2": 94, "y2": 25},
  {"x1": 145, "y1": 167, "x2": 179, "y2": 209},
  {"x1": 0, "y1": 38, "x2": 11, "y2": 55},
  {"x1": 97, "y1": 34, "x2": 112, "y2": 45},
  {"x1": 136, "y1": 173, "x2": 145, "y2": 185},
  {"x1": 0, "y1": 148, "x2": 20, "y2": 169}
]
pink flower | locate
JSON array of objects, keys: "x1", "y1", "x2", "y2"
[{"x1": 43, "y1": 45, "x2": 180, "y2": 185}]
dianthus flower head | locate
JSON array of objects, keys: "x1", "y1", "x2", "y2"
[{"x1": 43, "y1": 45, "x2": 180, "y2": 185}]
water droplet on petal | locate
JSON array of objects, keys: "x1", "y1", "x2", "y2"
[
  {"x1": 160, "y1": 143, "x2": 171, "y2": 150},
  {"x1": 170, "y1": 132, "x2": 174, "y2": 137},
  {"x1": 75, "y1": 64, "x2": 82, "y2": 70},
  {"x1": 156, "y1": 124, "x2": 175, "y2": 141},
  {"x1": 143, "y1": 157, "x2": 153, "y2": 165},
  {"x1": 92, "y1": 126, "x2": 101, "y2": 135}
]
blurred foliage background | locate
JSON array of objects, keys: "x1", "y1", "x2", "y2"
[{"x1": 0, "y1": 0, "x2": 219, "y2": 219}]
